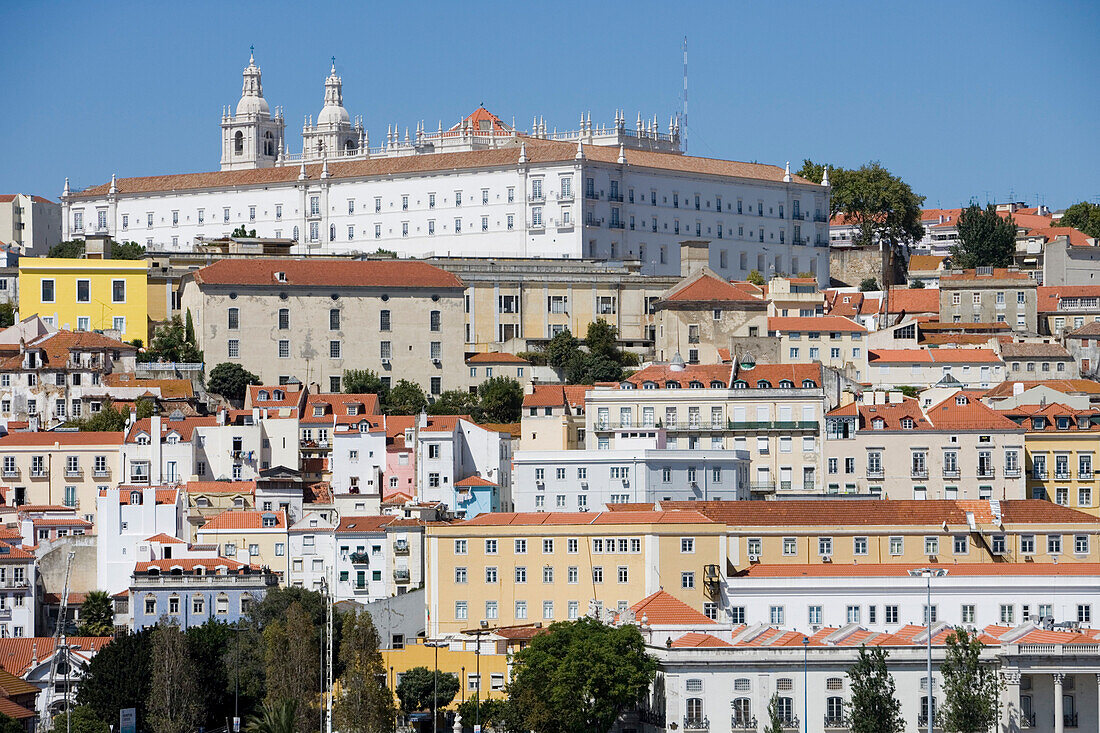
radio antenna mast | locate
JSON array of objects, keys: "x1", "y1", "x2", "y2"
[{"x1": 682, "y1": 36, "x2": 688, "y2": 153}]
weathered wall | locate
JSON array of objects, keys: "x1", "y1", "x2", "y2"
[
  {"x1": 829, "y1": 246, "x2": 903, "y2": 288},
  {"x1": 38, "y1": 536, "x2": 98, "y2": 593}
]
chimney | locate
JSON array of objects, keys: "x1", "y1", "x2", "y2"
[
  {"x1": 150, "y1": 414, "x2": 163, "y2": 484},
  {"x1": 679, "y1": 240, "x2": 711, "y2": 278},
  {"x1": 218, "y1": 408, "x2": 227, "y2": 426}
]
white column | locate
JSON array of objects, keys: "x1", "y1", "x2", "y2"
[
  {"x1": 1053, "y1": 673, "x2": 1064, "y2": 733},
  {"x1": 1001, "y1": 671, "x2": 1021, "y2": 733}
]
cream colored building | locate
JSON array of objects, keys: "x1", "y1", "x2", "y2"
[
  {"x1": 425, "y1": 509, "x2": 726, "y2": 635},
  {"x1": 824, "y1": 391, "x2": 1026, "y2": 499},
  {"x1": 195, "y1": 509, "x2": 290, "y2": 582},
  {"x1": 179, "y1": 258, "x2": 466, "y2": 394},
  {"x1": 0, "y1": 431, "x2": 123, "y2": 517},
  {"x1": 520, "y1": 384, "x2": 594, "y2": 451},
  {"x1": 769, "y1": 315, "x2": 868, "y2": 380},
  {"x1": 0, "y1": 194, "x2": 61, "y2": 255}
]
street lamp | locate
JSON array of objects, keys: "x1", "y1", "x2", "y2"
[
  {"x1": 802, "y1": 636, "x2": 809, "y2": 733},
  {"x1": 424, "y1": 638, "x2": 449, "y2": 733},
  {"x1": 908, "y1": 568, "x2": 948, "y2": 733}
]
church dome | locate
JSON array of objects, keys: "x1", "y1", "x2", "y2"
[
  {"x1": 317, "y1": 102, "x2": 350, "y2": 126},
  {"x1": 316, "y1": 62, "x2": 350, "y2": 127},
  {"x1": 236, "y1": 94, "x2": 271, "y2": 117}
]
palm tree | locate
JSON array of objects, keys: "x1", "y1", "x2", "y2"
[
  {"x1": 246, "y1": 700, "x2": 298, "y2": 733},
  {"x1": 76, "y1": 591, "x2": 115, "y2": 637}
]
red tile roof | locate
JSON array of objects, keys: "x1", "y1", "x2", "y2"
[
  {"x1": 664, "y1": 273, "x2": 763, "y2": 303},
  {"x1": 0, "y1": 330, "x2": 135, "y2": 372},
  {"x1": 629, "y1": 590, "x2": 715, "y2": 625},
  {"x1": 924, "y1": 393, "x2": 1024, "y2": 431},
  {"x1": 908, "y1": 255, "x2": 947, "y2": 272},
  {"x1": 660, "y1": 499, "x2": 1100, "y2": 527},
  {"x1": 999, "y1": 342, "x2": 1072, "y2": 359},
  {"x1": 190, "y1": 258, "x2": 464, "y2": 289},
  {"x1": 335, "y1": 515, "x2": 394, "y2": 533},
  {"x1": 522, "y1": 384, "x2": 593, "y2": 409},
  {"x1": 0, "y1": 431, "x2": 124, "y2": 446},
  {"x1": 0, "y1": 637, "x2": 112, "y2": 676},
  {"x1": 198, "y1": 509, "x2": 287, "y2": 531},
  {"x1": 455, "y1": 476, "x2": 498, "y2": 487},
  {"x1": 1036, "y1": 285, "x2": 1100, "y2": 313},
  {"x1": 301, "y1": 393, "x2": 382, "y2": 425},
  {"x1": 740, "y1": 563, "x2": 1100, "y2": 578},
  {"x1": 456, "y1": 510, "x2": 715, "y2": 527},
  {"x1": 886, "y1": 288, "x2": 941, "y2": 314},
  {"x1": 868, "y1": 348, "x2": 1002, "y2": 364},
  {"x1": 103, "y1": 374, "x2": 195, "y2": 399},
  {"x1": 135, "y1": 557, "x2": 261, "y2": 573},
  {"x1": 625, "y1": 362, "x2": 823, "y2": 389},
  {"x1": 144, "y1": 533, "x2": 185, "y2": 543},
  {"x1": 984, "y1": 379, "x2": 1100, "y2": 398},
  {"x1": 768, "y1": 316, "x2": 866, "y2": 333},
  {"x1": 185, "y1": 480, "x2": 256, "y2": 494},
  {"x1": 466, "y1": 352, "x2": 530, "y2": 364},
  {"x1": 1024, "y1": 226, "x2": 1093, "y2": 247},
  {"x1": 670, "y1": 632, "x2": 732, "y2": 648},
  {"x1": 126, "y1": 416, "x2": 216, "y2": 443}
]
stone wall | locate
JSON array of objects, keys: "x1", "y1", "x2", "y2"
[{"x1": 829, "y1": 246, "x2": 904, "y2": 288}]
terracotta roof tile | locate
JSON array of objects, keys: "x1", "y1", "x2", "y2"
[
  {"x1": 0, "y1": 637, "x2": 111, "y2": 676},
  {"x1": 103, "y1": 375, "x2": 195, "y2": 399},
  {"x1": 0, "y1": 431, "x2": 124, "y2": 446},
  {"x1": 185, "y1": 480, "x2": 256, "y2": 494},
  {"x1": 466, "y1": 352, "x2": 530, "y2": 364},
  {"x1": 999, "y1": 342, "x2": 1072, "y2": 359},
  {"x1": 135, "y1": 557, "x2": 262, "y2": 573},
  {"x1": 455, "y1": 476, "x2": 497, "y2": 487},
  {"x1": 886, "y1": 288, "x2": 940, "y2": 314},
  {"x1": 198, "y1": 509, "x2": 286, "y2": 531},
  {"x1": 144, "y1": 533, "x2": 185, "y2": 543},
  {"x1": 670, "y1": 632, "x2": 732, "y2": 648},
  {"x1": 984, "y1": 379, "x2": 1100, "y2": 398},
  {"x1": 335, "y1": 515, "x2": 394, "y2": 533},
  {"x1": 908, "y1": 255, "x2": 947, "y2": 272},
  {"x1": 630, "y1": 590, "x2": 716, "y2": 625},
  {"x1": 521, "y1": 384, "x2": 594, "y2": 409},
  {"x1": 663, "y1": 273, "x2": 764, "y2": 303},
  {"x1": 126, "y1": 416, "x2": 216, "y2": 443}
]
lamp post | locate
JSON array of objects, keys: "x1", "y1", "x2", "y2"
[
  {"x1": 424, "y1": 638, "x2": 448, "y2": 733},
  {"x1": 909, "y1": 568, "x2": 948, "y2": 733},
  {"x1": 802, "y1": 636, "x2": 809, "y2": 733}
]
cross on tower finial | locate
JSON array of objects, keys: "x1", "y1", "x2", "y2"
[
  {"x1": 331, "y1": 56, "x2": 336, "y2": 73},
  {"x1": 249, "y1": 45, "x2": 255, "y2": 64}
]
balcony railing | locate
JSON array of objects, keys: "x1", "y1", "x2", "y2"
[
  {"x1": 778, "y1": 715, "x2": 799, "y2": 730},
  {"x1": 1033, "y1": 470, "x2": 1048, "y2": 479},
  {"x1": 608, "y1": 220, "x2": 625, "y2": 229},
  {"x1": 1065, "y1": 712, "x2": 1078, "y2": 727},
  {"x1": 942, "y1": 469, "x2": 960, "y2": 478},
  {"x1": 394, "y1": 541, "x2": 410, "y2": 555},
  {"x1": 731, "y1": 715, "x2": 757, "y2": 731},
  {"x1": 1081, "y1": 471, "x2": 1094, "y2": 480},
  {"x1": 584, "y1": 191, "x2": 600, "y2": 200},
  {"x1": 1, "y1": 469, "x2": 18, "y2": 479},
  {"x1": 978, "y1": 468, "x2": 996, "y2": 479},
  {"x1": 527, "y1": 193, "x2": 545, "y2": 203},
  {"x1": 65, "y1": 469, "x2": 82, "y2": 478},
  {"x1": 556, "y1": 192, "x2": 574, "y2": 203},
  {"x1": 824, "y1": 714, "x2": 850, "y2": 729},
  {"x1": 607, "y1": 192, "x2": 624, "y2": 203},
  {"x1": 93, "y1": 469, "x2": 110, "y2": 478},
  {"x1": 683, "y1": 718, "x2": 709, "y2": 731},
  {"x1": 394, "y1": 568, "x2": 411, "y2": 582},
  {"x1": 814, "y1": 213, "x2": 829, "y2": 223},
  {"x1": 30, "y1": 470, "x2": 48, "y2": 479},
  {"x1": 1054, "y1": 470, "x2": 1071, "y2": 480},
  {"x1": 750, "y1": 481, "x2": 776, "y2": 492},
  {"x1": 911, "y1": 468, "x2": 928, "y2": 479},
  {"x1": 867, "y1": 469, "x2": 884, "y2": 479},
  {"x1": 1005, "y1": 468, "x2": 1022, "y2": 478},
  {"x1": 1021, "y1": 712, "x2": 1035, "y2": 728}
]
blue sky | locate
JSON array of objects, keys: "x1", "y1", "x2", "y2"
[{"x1": 2, "y1": 0, "x2": 1097, "y2": 210}]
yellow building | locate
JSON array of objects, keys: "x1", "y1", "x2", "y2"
[
  {"x1": 426, "y1": 510, "x2": 725, "y2": 635},
  {"x1": 381, "y1": 636, "x2": 512, "y2": 707},
  {"x1": 18, "y1": 258, "x2": 149, "y2": 343},
  {"x1": 1001, "y1": 402, "x2": 1100, "y2": 517},
  {"x1": 195, "y1": 509, "x2": 290, "y2": 582}
]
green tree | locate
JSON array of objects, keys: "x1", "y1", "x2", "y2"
[
  {"x1": 950, "y1": 203, "x2": 1017, "y2": 269},
  {"x1": 385, "y1": 379, "x2": 428, "y2": 415},
  {"x1": 847, "y1": 646, "x2": 904, "y2": 733},
  {"x1": 147, "y1": 622, "x2": 202, "y2": 733},
  {"x1": 1058, "y1": 201, "x2": 1100, "y2": 239},
  {"x1": 395, "y1": 666, "x2": 460, "y2": 717},
  {"x1": 48, "y1": 240, "x2": 86, "y2": 258},
  {"x1": 939, "y1": 628, "x2": 1001, "y2": 733},
  {"x1": 746, "y1": 269, "x2": 765, "y2": 287},
  {"x1": 245, "y1": 700, "x2": 297, "y2": 733},
  {"x1": 343, "y1": 369, "x2": 390, "y2": 400},
  {"x1": 763, "y1": 694, "x2": 785, "y2": 733},
  {"x1": 50, "y1": 707, "x2": 110, "y2": 733},
  {"x1": 477, "y1": 376, "x2": 523, "y2": 423},
  {"x1": 232, "y1": 225, "x2": 258, "y2": 238},
  {"x1": 544, "y1": 329, "x2": 580, "y2": 370},
  {"x1": 799, "y1": 159, "x2": 925, "y2": 249},
  {"x1": 186, "y1": 619, "x2": 235, "y2": 728},
  {"x1": 909, "y1": 278, "x2": 926, "y2": 289},
  {"x1": 76, "y1": 591, "x2": 115, "y2": 636},
  {"x1": 144, "y1": 315, "x2": 203, "y2": 364},
  {"x1": 427, "y1": 389, "x2": 479, "y2": 417},
  {"x1": 0, "y1": 303, "x2": 14, "y2": 328},
  {"x1": 506, "y1": 618, "x2": 657, "y2": 733},
  {"x1": 585, "y1": 319, "x2": 621, "y2": 361},
  {"x1": 207, "y1": 362, "x2": 260, "y2": 403},
  {"x1": 455, "y1": 695, "x2": 513, "y2": 731},
  {"x1": 69, "y1": 398, "x2": 153, "y2": 431},
  {"x1": 111, "y1": 241, "x2": 146, "y2": 260},
  {"x1": 77, "y1": 630, "x2": 152, "y2": 731},
  {"x1": 332, "y1": 610, "x2": 394, "y2": 733},
  {"x1": 262, "y1": 602, "x2": 320, "y2": 732},
  {"x1": 565, "y1": 352, "x2": 623, "y2": 385},
  {"x1": 860, "y1": 278, "x2": 879, "y2": 292},
  {"x1": 0, "y1": 714, "x2": 25, "y2": 733}
]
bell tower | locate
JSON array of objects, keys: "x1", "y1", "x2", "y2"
[{"x1": 220, "y1": 48, "x2": 286, "y2": 171}]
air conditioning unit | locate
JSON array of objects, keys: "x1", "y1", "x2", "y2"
[
  {"x1": 822, "y1": 555, "x2": 832, "y2": 563},
  {"x1": 432, "y1": 358, "x2": 441, "y2": 366},
  {"x1": 580, "y1": 481, "x2": 589, "y2": 489},
  {"x1": 621, "y1": 480, "x2": 630, "y2": 488},
  {"x1": 748, "y1": 554, "x2": 760, "y2": 563},
  {"x1": 381, "y1": 358, "x2": 391, "y2": 367}
]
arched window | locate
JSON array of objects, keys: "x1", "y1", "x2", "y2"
[
  {"x1": 732, "y1": 697, "x2": 752, "y2": 727},
  {"x1": 330, "y1": 224, "x2": 336, "y2": 241},
  {"x1": 130, "y1": 491, "x2": 141, "y2": 505},
  {"x1": 778, "y1": 379, "x2": 794, "y2": 389},
  {"x1": 258, "y1": 390, "x2": 269, "y2": 401},
  {"x1": 710, "y1": 380, "x2": 725, "y2": 388},
  {"x1": 689, "y1": 381, "x2": 704, "y2": 389},
  {"x1": 802, "y1": 379, "x2": 816, "y2": 388},
  {"x1": 733, "y1": 380, "x2": 748, "y2": 389},
  {"x1": 273, "y1": 390, "x2": 284, "y2": 400},
  {"x1": 756, "y1": 380, "x2": 771, "y2": 389},
  {"x1": 264, "y1": 131, "x2": 275, "y2": 157},
  {"x1": 920, "y1": 696, "x2": 937, "y2": 726},
  {"x1": 234, "y1": 131, "x2": 244, "y2": 154},
  {"x1": 345, "y1": 139, "x2": 355, "y2": 154},
  {"x1": 685, "y1": 698, "x2": 704, "y2": 725},
  {"x1": 292, "y1": 226, "x2": 299, "y2": 241},
  {"x1": 317, "y1": 140, "x2": 324, "y2": 155}
]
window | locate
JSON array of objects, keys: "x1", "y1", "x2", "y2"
[
  {"x1": 1021, "y1": 534, "x2": 1035, "y2": 554},
  {"x1": 1000, "y1": 604, "x2": 1015, "y2": 624},
  {"x1": 454, "y1": 539, "x2": 467, "y2": 555},
  {"x1": 962, "y1": 604, "x2": 976, "y2": 623},
  {"x1": 329, "y1": 309, "x2": 340, "y2": 331},
  {"x1": 681, "y1": 538, "x2": 695, "y2": 553},
  {"x1": 329, "y1": 341, "x2": 341, "y2": 359},
  {"x1": 278, "y1": 340, "x2": 289, "y2": 358},
  {"x1": 885, "y1": 605, "x2": 898, "y2": 624},
  {"x1": 783, "y1": 537, "x2": 797, "y2": 555},
  {"x1": 484, "y1": 567, "x2": 497, "y2": 583},
  {"x1": 953, "y1": 535, "x2": 968, "y2": 554},
  {"x1": 770, "y1": 606, "x2": 785, "y2": 625},
  {"x1": 925, "y1": 536, "x2": 939, "y2": 555},
  {"x1": 808, "y1": 605, "x2": 822, "y2": 625},
  {"x1": 112, "y1": 279, "x2": 126, "y2": 303},
  {"x1": 1048, "y1": 534, "x2": 1062, "y2": 554},
  {"x1": 681, "y1": 571, "x2": 695, "y2": 589},
  {"x1": 40, "y1": 279, "x2": 55, "y2": 303}
]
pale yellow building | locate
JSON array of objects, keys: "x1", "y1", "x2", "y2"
[
  {"x1": 425, "y1": 510, "x2": 725, "y2": 635},
  {"x1": 195, "y1": 509, "x2": 290, "y2": 582},
  {"x1": 0, "y1": 431, "x2": 123, "y2": 515},
  {"x1": 769, "y1": 315, "x2": 868, "y2": 381},
  {"x1": 381, "y1": 636, "x2": 512, "y2": 707},
  {"x1": 519, "y1": 384, "x2": 594, "y2": 451}
]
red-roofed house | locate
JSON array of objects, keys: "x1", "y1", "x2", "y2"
[
  {"x1": 520, "y1": 384, "x2": 596, "y2": 451},
  {"x1": 867, "y1": 348, "x2": 1006, "y2": 389},
  {"x1": 768, "y1": 316, "x2": 868, "y2": 379},
  {"x1": 0, "y1": 430, "x2": 124, "y2": 513},
  {"x1": 938, "y1": 267, "x2": 1039, "y2": 335},
  {"x1": 465, "y1": 352, "x2": 532, "y2": 389},
  {"x1": 196, "y1": 510, "x2": 289, "y2": 580}
]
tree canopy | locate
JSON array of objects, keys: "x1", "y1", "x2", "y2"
[
  {"x1": 77, "y1": 591, "x2": 115, "y2": 636},
  {"x1": 50, "y1": 707, "x2": 110, "y2": 733},
  {"x1": 47, "y1": 239, "x2": 145, "y2": 259},
  {"x1": 395, "y1": 666, "x2": 460, "y2": 714},
  {"x1": 506, "y1": 618, "x2": 657, "y2": 733},
  {"x1": 142, "y1": 315, "x2": 202, "y2": 364},
  {"x1": 426, "y1": 389, "x2": 479, "y2": 417},
  {"x1": 847, "y1": 646, "x2": 905, "y2": 733},
  {"x1": 207, "y1": 362, "x2": 260, "y2": 403},
  {"x1": 476, "y1": 376, "x2": 523, "y2": 423},
  {"x1": 332, "y1": 610, "x2": 393, "y2": 733},
  {"x1": 67, "y1": 398, "x2": 154, "y2": 431},
  {"x1": 77, "y1": 630, "x2": 153, "y2": 730},
  {"x1": 949, "y1": 203, "x2": 1017, "y2": 269},
  {"x1": 939, "y1": 628, "x2": 1001, "y2": 733},
  {"x1": 147, "y1": 623, "x2": 202, "y2": 733},
  {"x1": 1058, "y1": 201, "x2": 1100, "y2": 239},
  {"x1": 798, "y1": 160, "x2": 925, "y2": 249},
  {"x1": 343, "y1": 369, "x2": 390, "y2": 400},
  {"x1": 385, "y1": 379, "x2": 428, "y2": 415}
]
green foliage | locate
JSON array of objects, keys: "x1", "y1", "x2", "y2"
[
  {"x1": 909, "y1": 278, "x2": 926, "y2": 289},
  {"x1": 50, "y1": 707, "x2": 110, "y2": 733},
  {"x1": 0, "y1": 714, "x2": 25, "y2": 733},
  {"x1": 395, "y1": 666, "x2": 460, "y2": 714},
  {"x1": 0, "y1": 303, "x2": 14, "y2": 328},
  {"x1": 184, "y1": 309, "x2": 196, "y2": 344},
  {"x1": 939, "y1": 628, "x2": 1001, "y2": 733},
  {"x1": 262, "y1": 603, "x2": 320, "y2": 732},
  {"x1": 950, "y1": 203, "x2": 1017, "y2": 269},
  {"x1": 455, "y1": 695, "x2": 513, "y2": 730},
  {"x1": 895, "y1": 385, "x2": 920, "y2": 398},
  {"x1": 207, "y1": 362, "x2": 260, "y2": 403},
  {"x1": 860, "y1": 278, "x2": 879, "y2": 292},
  {"x1": 516, "y1": 350, "x2": 548, "y2": 366},
  {"x1": 245, "y1": 700, "x2": 297, "y2": 733},
  {"x1": 77, "y1": 630, "x2": 153, "y2": 730},
  {"x1": 847, "y1": 646, "x2": 905, "y2": 733},
  {"x1": 477, "y1": 376, "x2": 523, "y2": 423},
  {"x1": 801, "y1": 159, "x2": 925, "y2": 248},
  {"x1": 1058, "y1": 201, "x2": 1100, "y2": 239},
  {"x1": 67, "y1": 398, "x2": 153, "y2": 432},
  {"x1": 385, "y1": 379, "x2": 428, "y2": 415},
  {"x1": 427, "y1": 389, "x2": 479, "y2": 416},
  {"x1": 48, "y1": 240, "x2": 86, "y2": 258},
  {"x1": 565, "y1": 352, "x2": 623, "y2": 384},
  {"x1": 343, "y1": 369, "x2": 390, "y2": 400},
  {"x1": 506, "y1": 617, "x2": 657, "y2": 733},
  {"x1": 143, "y1": 315, "x2": 202, "y2": 364},
  {"x1": 619, "y1": 350, "x2": 641, "y2": 367},
  {"x1": 763, "y1": 694, "x2": 784, "y2": 733},
  {"x1": 544, "y1": 329, "x2": 580, "y2": 370},
  {"x1": 111, "y1": 241, "x2": 146, "y2": 260},
  {"x1": 746, "y1": 269, "x2": 765, "y2": 286},
  {"x1": 332, "y1": 610, "x2": 394, "y2": 733},
  {"x1": 585, "y1": 319, "x2": 621, "y2": 361},
  {"x1": 148, "y1": 622, "x2": 202, "y2": 733},
  {"x1": 185, "y1": 619, "x2": 235, "y2": 728},
  {"x1": 77, "y1": 590, "x2": 115, "y2": 636},
  {"x1": 372, "y1": 248, "x2": 398, "y2": 258},
  {"x1": 232, "y1": 225, "x2": 258, "y2": 238}
]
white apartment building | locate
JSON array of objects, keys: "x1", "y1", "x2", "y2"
[
  {"x1": 122, "y1": 413, "x2": 206, "y2": 485},
  {"x1": 867, "y1": 348, "x2": 1006, "y2": 389},
  {"x1": 333, "y1": 515, "x2": 392, "y2": 603},
  {"x1": 61, "y1": 55, "x2": 831, "y2": 282},
  {"x1": 0, "y1": 194, "x2": 61, "y2": 255},
  {"x1": 0, "y1": 542, "x2": 35, "y2": 638},
  {"x1": 288, "y1": 511, "x2": 336, "y2": 591},
  {"x1": 586, "y1": 362, "x2": 830, "y2": 496},
  {"x1": 95, "y1": 486, "x2": 186, "y2": 595},
  {"x1": 512, "y1": 448, "x2": 749, "y2": 512}
]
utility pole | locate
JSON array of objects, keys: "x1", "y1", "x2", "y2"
[
  {"x1": 681, "y1": 36, "x2": 688, "y2": 153},
  {"x1": 45, "y1": 551, "x2": 75, "y2": 733}
]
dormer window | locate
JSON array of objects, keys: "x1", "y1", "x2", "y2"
[
  {"x1": 756, "y1": 380, "x2": 771, "y2": 389},
  {"x1": 1033, "y1": 417, "x2": 1045, "y2": 430},
  {"x1": 258, "y1": 390, "x2": 269, "y2": 401},
  {"x1": 1057, "y1": 417, "x2": 1070, "y2": 430},
  {"x1": 900, "y1": 417, "x2": 915, "y2": 430},
  {"x1": 136, "y1": 434, "x2": 150, "y2": 445},
  {"x1": 313, "y1": 405, "x2": 325, "y2": 417},
  {"x1": 275, "y1": 271, "x2": 287, "y2": 282},
  {"x1": 166, "y1": 433, "x2": 179, "y2": 445},
  {"x1": 1078, "y1": 417, "x2": 1091, "y2": 430},
  {"x1": 710, "y1": 381, "x2": 725, "y2": 388},
  {"x1": 347, "y1": 404, "x2": 359, "y2": 416},
  {"x1": 872, "y1": 417, "x2": 886, "y2": 430},
  {"x1": 733, "y1": 380, "x2": 748, "y2": 389},
  {"x1": 802, "y1": 380, "x2": 816, "y2": 388},
  {"x1": 273, "y1": 390, "x2": 284, "y2": 400},
  {"x1": 130, "y1": 491, "x2": 142, "y2": 505},
  {"x1": 778, "y1": 380, "x2": 794, "y2": 389},
  {"x1": 955, "y1": 395, "x2": 968, "y2": 405},
  {"x1": 689, "y1": 381, "x2": 704, "y2": 389},
  {"x1": 643, "y1": 381, "x2": 658, "y2": 389},
  {"x1": 261, "y1": 513, "x2": 277, "y2": 528},
  {"x1": 665, "y1": 381, "x2": 681, "y2": 389}
]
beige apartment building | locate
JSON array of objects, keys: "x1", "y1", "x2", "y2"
[
  {"x1": 939, "y1": 267, "x2": 1038, "y2": 334},
  {"x1": 0, "y1": 431, "x2": 123, "y2": 517},
  {"x1": 824, "y1": 391, "x2": 1026, "y2": 499},
  {"x1": 425, "y1": 510, "x2": 726, "y2": 635},
  {"x1": 769, "y1": 315, "x2": 868, "y2": 381},
  {"x1": 660, "y1": 498, "x2": 1100, "y2": 570},
  {"x1": 520, "y1": 384, "x2": 595, "y2": 451},
  {"x1": 0, "y1": 194, "x2": 61, "y2": 255},
  {"x1": 179, "y1": 258, "x2": 466, "y2": 394},
  {"x1": 195, "y1": 509, "x2": 291, "y2": 582},
  {"x1": 588, "y1": 362, "x2": 829, "y2": 496}
]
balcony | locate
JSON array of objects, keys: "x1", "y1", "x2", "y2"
[
  {"x1": 942, "y1": 469, "x2": 960, "y2": 479},
  {"x1": 1033, "y1": 470, "x2": 1048, "y2": 480},
  {"x1": 65, "y1": 469, "x2": 82, "y2": 478},
  {"x1": 731, "y1": 715, "x2": 757, "y2": 731},
  {"x1": 394, "y1": 568, "x2": 411, "y2": 583},
  {"x1": 608, "y1": 220, "x2": 625, "y2": 230},
  {"x1": 777, "y1": 715, "x2": 799, "y2": 730},
  {"x1": 556, "y1": 192, "x2": 574, "y2": 203},
  {"x1": 683, "y1": 718, "x2": 709, "y2": 731},
  {"x1": 750, "y1": 481, "x2": 776, "y2": 493},
  {"x1": 1065, "y1": 712, "x2": 1078, "y2": 728},
  {"x1": 824, "y1": 714, "x2": 850, "y2": 729},
  {"x1": 1021, "y1": 713, "x2": 1035, "y2": 728},
  {"x1": 349, "y1": 551, "x2": 370, "y2": 564},
  {"x1": 814, "y1": 213, "x2": 829, "y2": 223},
  {"x1": 1004, "y1": 468, "x2": 1022, "y2": 478},
  {"x1": 1054, "y1": 470, "x2": 1071, "y2": 480},
  {"x1": 129, "y1": 474, "x2": 149, "y2": 484},
  {"x1": 866, "y1": 469, "x2": 884, "y2": 480},
  {"x1": 978, "y1": 468, "x2": 996, "y2": 479},
  {"x1": 527, "y1": 193, "x2": 545, "y2": 203},
  {"x1": 911, "y1": 468, "x2": 929, "y2": 479},
  {"x1": 1, "y1": 469, "x2": 18, "y2": 479},
  {"x1": 93, "y1": 469, "x2": 110, "y2": 478},
  {"x1": 584, "y1": 191, "x2": 600, "y2": 200},
  {"x1": 30, "y1": 470, "x2": 48, "y2": 479},
  {"x1": 607, "y1": 191, "x2": 624, "y2": 203},
  {"x1": 394, "y1": 540, "x2": 410, "y2": 555},
  {"x1": 1080, "y1": 470, "x2": 1094, "y2": 480}
]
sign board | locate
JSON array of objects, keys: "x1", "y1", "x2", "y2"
[
  {"x1": 233, "y1": 718, "x2": 241, "y2": 733},
  {"x1": 119, "y1": 709, "x2": 136, "y2": 733},
  {"x1": 473, "y1": 727, "x2": 481, "y2": 733}
]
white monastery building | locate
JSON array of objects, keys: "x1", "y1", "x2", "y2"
[{"x1": 61, "y1": 53, "x2": 831, "y2": 282}]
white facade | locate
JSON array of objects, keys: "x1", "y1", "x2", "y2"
[
  {"x1": 61, "y1": 56, "x2": 831, "y2": 282},
  {"x1": 333, "y1": 521, "x2": 390, "y2": 603},
  {"x1": 512, "y1": 448, "x2": 750, "y2": 512},
  {"x1": 95, "y1": 486, "x2": 186, "y2": 595},
  {"x1": 330, "y1": 425, "x2": 386, "y2": 497},
  {"x1": 288, "y1": 511, "x2": 335, "y2": 591},
  {"x1": 413, "y1": 417, "x2": 513, "y2": 515},
  {"x1": 121, "y1": 414, "x2": 195, "y2": 484}
]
